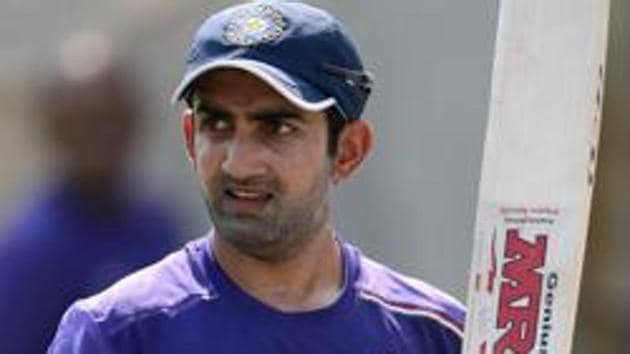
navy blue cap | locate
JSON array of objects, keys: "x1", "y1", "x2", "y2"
[{"x1": 172, "y1": 1, "x2": 373, "y2": 120}]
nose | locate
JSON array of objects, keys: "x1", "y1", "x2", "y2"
[{"x1": 221, "y1": 133, "x2": 269, "y2": 180}]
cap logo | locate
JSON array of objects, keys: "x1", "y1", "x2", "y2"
[{"x1": 224, "y1": 4, "x2": 287, "y2": 46}]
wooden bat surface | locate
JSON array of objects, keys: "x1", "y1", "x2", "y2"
[{"x1": 463, "y1": 1, "x2": 610, "y2": 353}]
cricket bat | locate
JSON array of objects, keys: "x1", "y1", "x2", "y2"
[{"x1": 463, "y1": 1, "x2": 610, "y2": 353}]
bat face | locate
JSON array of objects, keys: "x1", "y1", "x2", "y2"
[{"x1": 463, "y1": 1, "x2": 610, "y2": 353}]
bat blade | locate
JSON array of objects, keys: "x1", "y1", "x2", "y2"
[{"x1": 463, "y1": 1, "x2": 610, "y2": 353}]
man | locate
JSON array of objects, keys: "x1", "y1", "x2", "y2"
[
  {"x1": 0, "y1": 31, "x2": 180, "y2": 354},
  {"x1": 48, "y1": 2, "x2": 464, "y2": 353}
]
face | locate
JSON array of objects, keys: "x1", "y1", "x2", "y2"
[{"x1": 184, "y1": 69, "x2": 335, "y2": 261}]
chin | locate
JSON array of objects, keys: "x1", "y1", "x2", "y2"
[{"x1": 213, "y1": 220, "x2": 310, "y2": 262}]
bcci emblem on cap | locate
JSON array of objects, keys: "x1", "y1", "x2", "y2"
[{"x1": 224, "y1": 4, "x2": 288, "y2": 46}]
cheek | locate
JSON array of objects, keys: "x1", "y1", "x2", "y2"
[
  {"x1": 278, "y1": 135, "x2": 330, "y2": 192},
  {"x1": 193, "y1": 137, "x2": 223, "y2": 186}
]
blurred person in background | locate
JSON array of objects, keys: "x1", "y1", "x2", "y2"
[{"x1": 0, "y1": 30, "x2": 181, "y2": 354}]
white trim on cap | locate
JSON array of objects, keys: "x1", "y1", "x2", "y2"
[{"x1": 171, "y1": 59, "x2": 337, "y2": 112}]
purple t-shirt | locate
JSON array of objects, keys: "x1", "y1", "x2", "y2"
[{"x1": 48, "y1": 235, "x2": 464, "y2": 353}]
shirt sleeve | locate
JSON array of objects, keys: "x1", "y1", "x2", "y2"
[{"x1": 47, "y1": 303, "x2": 115, "y2": 354}]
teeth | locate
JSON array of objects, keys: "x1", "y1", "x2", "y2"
[{"x1": 230, "y1": 189, "x2": 266, "y2": 199}]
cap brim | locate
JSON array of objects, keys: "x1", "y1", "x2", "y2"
[{"x1": 171, "y1": 59, "x2": 336, "y2": 112}]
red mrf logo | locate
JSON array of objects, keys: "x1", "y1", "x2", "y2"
[{"x1": 494, "y1": 228, "x2": 548, "y2": 354}]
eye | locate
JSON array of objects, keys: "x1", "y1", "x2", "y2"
[
  {"x1": 209, "y1": 118, "x2": 230, "y2": 132},
  {"x1": 273, "y1": 121, "x2": 295, "y2": 136},
  {"x1": 255, "y1": 110, "x2": 303, "y2": 138},
  {"x1": 264, "y1": 120, "x2": 299, "y2": 138},
  {"x1": 196, "y1": 112, "x2": 232, "y2": 133}
]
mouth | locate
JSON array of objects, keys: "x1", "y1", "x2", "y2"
[{"x1": 222, "y1": 187, "x2": 274, "y2": 214}]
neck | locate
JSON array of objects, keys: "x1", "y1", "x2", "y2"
[{"x1": 212, "y1": 224, "x2": 343, "y2": 313}]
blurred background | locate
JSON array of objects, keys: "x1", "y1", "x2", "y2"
[{"x1": 0, "y1": 0, "x2": 626, "y2": 353}]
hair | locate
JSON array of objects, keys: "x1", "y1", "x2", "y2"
[{"x1": 325, "y1": 107, "x2": 347, "y2": 157}]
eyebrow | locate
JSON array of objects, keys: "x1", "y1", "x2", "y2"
[
  {"x1": 193, "y1": 101, "x2": 230, "y2": 119},
  {"x1": 251, "y1": 108, "x2": 305, "y2": 123},
  {"x1": 193, "y1": 99, "x2": 307, "y2": 123}
]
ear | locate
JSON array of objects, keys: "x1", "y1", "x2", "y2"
[
  {"x1": 182, "y1": 108, "x2": 196, "y2": 166},
  {"x1": 332, "y1": 120, "x2": 374, "y2": 183}
]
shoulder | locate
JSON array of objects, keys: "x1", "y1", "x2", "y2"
[
  {"x1": 67, "y1": 238, "x2": 216, "y2": 336},
  {"x1": 348, "y1": 243, "x2": 465, "y2": 339}
]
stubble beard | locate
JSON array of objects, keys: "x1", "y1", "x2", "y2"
[{"x1": 205, "y1": 165, "x2": 332, "y2": 263}]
